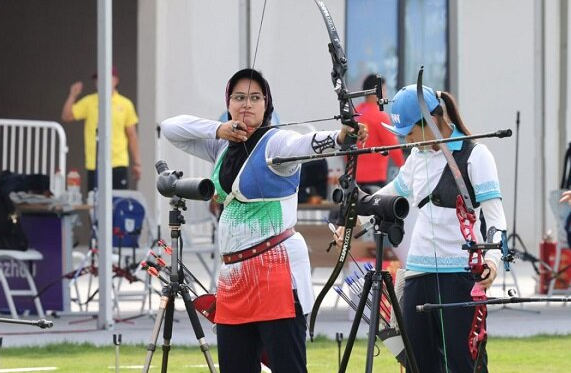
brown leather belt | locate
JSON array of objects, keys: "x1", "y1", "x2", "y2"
[{"x1": 222, "y1": 228, "x2": 296, "y2": 265}]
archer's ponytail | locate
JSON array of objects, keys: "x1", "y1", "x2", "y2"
[{"x1": 439, "y1": 91, "x2": 471, "y2": 135}]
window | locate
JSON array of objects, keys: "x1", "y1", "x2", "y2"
[
  {"x1": 346, "y1": 0, "x2": 448, "y2": 101},
  {"x1": 401, "y1": 0, "x2": 448, "y2": 89}
]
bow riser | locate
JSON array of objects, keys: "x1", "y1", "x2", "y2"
[{"x1": 308, "y1": 0, "x2": 363, "y2": 341}]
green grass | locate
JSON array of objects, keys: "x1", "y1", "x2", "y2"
[{"x1": 0, "y1": 335, "x2": 570, "y2": 372}]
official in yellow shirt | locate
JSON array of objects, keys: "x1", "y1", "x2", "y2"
[{"x1": 61, "y1": 67, "x2": 141, "y2": 191}]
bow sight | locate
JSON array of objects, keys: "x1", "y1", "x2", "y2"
[{"x1": 343, "y1": 74, "x2": 390, "y2": 111}]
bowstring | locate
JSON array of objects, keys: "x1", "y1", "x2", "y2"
[
  {"x1": 238, "y1": 0, "x2": 282, "y2": 239},
  {"x1": 418, "y1": 119, "x2": 451, "y2": 372}
]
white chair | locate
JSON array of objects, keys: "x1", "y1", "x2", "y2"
[
  {"x1": 0, "y1": 249, "x2": 45, "y2": 319},
  {"x1": 180, "y1": 200, "x2": 220, "y2": 293}
]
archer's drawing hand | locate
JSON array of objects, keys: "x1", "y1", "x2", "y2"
[{"x1": 217, "y1": 120, "x2": 248, "y2": 142}]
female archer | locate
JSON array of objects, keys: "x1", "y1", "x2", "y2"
[
  {"x1": 336, "y1": 84, "x2": 507, "y2": 372},
  {"x1": 161, "y1": 68, "x2": 367, "y2": 373}
]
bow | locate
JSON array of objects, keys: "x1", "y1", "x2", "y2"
[
  {"x1": 228, "y1": 0, "x2": 359, "y2": 341},
  {"x1": 308, "y1": 0, "x2": 363, "y2": 341},
  {"x1": 416, "y1": 66, "x2": 487, "y2": 372}
]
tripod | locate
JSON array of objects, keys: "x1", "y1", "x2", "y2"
[
  {"x1": 338, "y1": 217, "x2": 418, "y2": 373},
  {"x1": 142, "y1": 197, "x2": 217, "y2": 373},
  {"x1": 493, "y1": 111, "x2": 538, "y2": 313}
]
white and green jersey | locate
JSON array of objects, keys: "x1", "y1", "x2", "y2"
[{"x1": 161, "y1": 115, "x2": 342, "y2": 315}]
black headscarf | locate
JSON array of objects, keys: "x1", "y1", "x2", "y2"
[
  {"x1": 219, "y1": 69, "x2": 275, "y2": 194},
  {"x1": 224, "y1": 68, "x2": 274, "y2": 126}
]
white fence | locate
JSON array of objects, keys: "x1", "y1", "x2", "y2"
[{"x1": 1, "y1": 119, "x2": 68, "y2": 191}]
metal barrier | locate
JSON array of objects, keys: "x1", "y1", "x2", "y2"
[{"x1": 1, "y1": 118, "x2": 68, "y2": 190}]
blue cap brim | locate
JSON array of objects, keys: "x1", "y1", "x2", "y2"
[{"x1": 381, "y1": 121, "x2": 415, "y2": 137}]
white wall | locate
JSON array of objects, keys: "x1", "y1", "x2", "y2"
[
  {"x1": 139, "y1": 0, "x2": 571, "y2": 255},
  {"x1": 140, "y1": 0, "x2": 348, "y2": 233},
  {"x1": 152, "y1": 0, "x2": 347, "y2": 170},
  {"x1": 456, "y1": 0, "x2": 571, "y2": 253},
  {"x1": 456, "y1": 0, "x2": 539, "y2": 250}
]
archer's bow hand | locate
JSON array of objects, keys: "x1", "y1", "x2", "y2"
[
  {"x1": 333, "y1": 225, "x2": 345, "y2": 249},
  {"x1": 479, "y1": 260, "x2": 497, "y2": 289},
  {"x1": 337, "y1": 122, "x2": 368, "y2": 145}
]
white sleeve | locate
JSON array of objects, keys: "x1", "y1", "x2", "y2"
[
  {"x1": 374, "y1": 181, "x2": 398, "y2": 196},
  {"x1": 267, "y1": 130, "x2": 341, "y2": 157},
  {"x1": 469, "y1": 144, "x2": 502, "y2": 202},
  {"x1": 266, "y1": 129, "x2": 341, "y2": 173},
  {"x1": 480, "y1": 197, "x2": 507, "y2": 268},
  {"x1": 160, "y1": 115, "x2": 226, "y2": 163}
]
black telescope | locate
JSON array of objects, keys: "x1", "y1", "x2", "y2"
[
  {"x1": 356, "y1": 188, "x2": 409, "y2": 221},
  {"x1": 351, "y1": 188, "x2": 409, "y2": 246},
  {"x1": 155, "y1": 160, "x2": 214, "y2": 201}
]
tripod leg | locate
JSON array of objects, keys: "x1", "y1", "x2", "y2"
[
  {"x1": 382, "y1": 271, "x2": 419, "y2": 373},
  {"x1": 142, "y1": 290, "x2": 169, "y2": 373},
  {"x1": 160, "y1": 294, "x2": 176, "y2": 373},
  {"x1": 338, "y1": 272, "x2": 373, "y2": 373},
  {"x1": 511, "y1": 233, "x2": 542, "y2": 276},
  {"x1": 180, "y1": 286, "x2": 217, "y2": 373},
  {"x1": 364, "y1": 272, "x2": 383, "y2": 373}
]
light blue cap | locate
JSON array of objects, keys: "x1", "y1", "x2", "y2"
[{"x1": 382, "y1": 85, "x2": 440, "y2": 137}]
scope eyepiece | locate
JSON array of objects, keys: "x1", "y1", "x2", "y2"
[{"x1": 155, "y1": 160, "x2": 169, "y2": 174}]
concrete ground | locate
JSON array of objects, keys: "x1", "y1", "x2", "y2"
[{"x1": 1, "y1": 251, "x2": 570, "y2": 348}]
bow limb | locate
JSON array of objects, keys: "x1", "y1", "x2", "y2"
[
  {"x1": 308, "y1": 186, "x2": 359, "y2": 341},
  {"x1": 417, "y1": 67, "x2": 487, "y2": 372},
  {"x1": 244, "y1": 2, "x2": 359, "y2": 342},
  {"x1": 314, "y1": 0, "x2": 360, "y2": 133},
  {"x1": 308, "y1": 0, "x2": 361, "y2": 341}
]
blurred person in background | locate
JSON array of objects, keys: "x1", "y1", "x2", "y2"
[
  {"x1": 61, "y1": 66, "x2": 141, "y2": 191},
  {"x1": 354, "y1": 74, "x2": 405, "y2": 194}
]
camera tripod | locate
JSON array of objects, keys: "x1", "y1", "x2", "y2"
[
  {"x1": 492, "y1": 111, "x2": 539, "y2": 313},
  {"x1": 338, "y1": 217, "x2": 419, "y2": 373},
  {"x1": 142, "y1": 197, "x2": 217, "y2": 373}
]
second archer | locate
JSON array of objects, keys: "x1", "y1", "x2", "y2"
[
  {"x1": 335, "y1": 83, "x2": 508, "y2": 372},
  {"x1": 161, "y1": 68, "x2": 367, "y2": 373}
]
